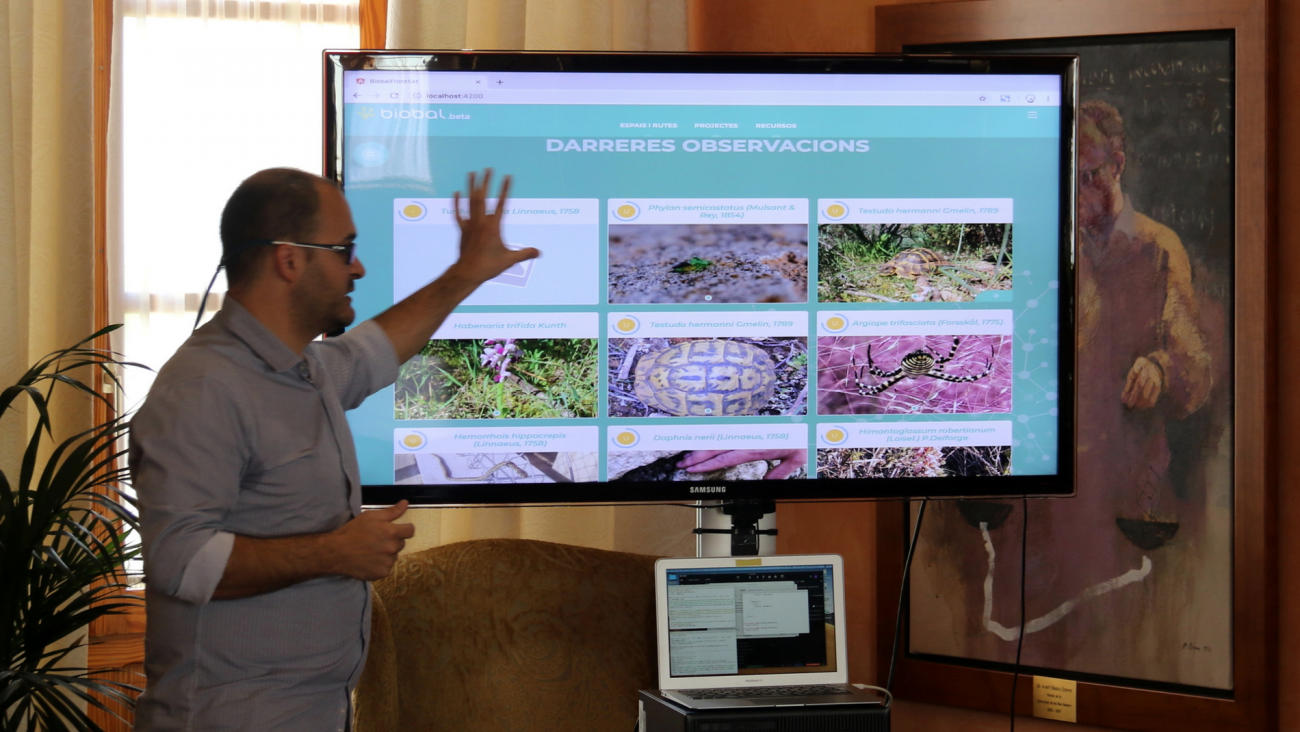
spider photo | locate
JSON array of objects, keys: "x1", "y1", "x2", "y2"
[
  {"x1": 850, "y1": 336, "x2": 994, "y2": 396},
  {"x1": 815, "y1": 335, "x2": 1013, "y2": 415}
]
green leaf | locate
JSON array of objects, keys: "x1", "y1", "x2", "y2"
[{"x1": 2, "y1": 326, "x2": 143, "y2": 731}]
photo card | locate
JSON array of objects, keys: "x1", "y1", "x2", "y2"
[
  {"x1": 817, "y1": 310, "x2": 1013, "y2": 415},
  {"x1": 394, "y1": 427, "x2": 599, "y2": 484},
  {"x1": 608, "y1": 312, "x2": 809, "y2": 418},
  {"x1": 393, "y1": 198, "x2": 600, "y2": 306},
  {"x1": 607, "y1": 198, "x2": 809, "y2": 304},
  {"x1": 607, "y1": 424, "x2": 808, "y2": 481},
  {"x1": 395, "y1": 313, "x2": 599, "y2": 420},
  {"x1": 815, "y1": 421, "x2": 1011, "y2": 478},
  {"x1": 816, "y1": 198, "x2": 1013, "y2": 304}
]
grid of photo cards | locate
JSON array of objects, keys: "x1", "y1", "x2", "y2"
[{"x1": 391, "y1": 196, "x2": 1027, "y2": 484}]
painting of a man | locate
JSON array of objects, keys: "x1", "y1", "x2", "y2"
[
  {"x1": 908, "y1": 35, "x2": 1235, "y2": 691},
  {"x1": 1076, "y1": 98, "x2": 1213, "y2": 524}
]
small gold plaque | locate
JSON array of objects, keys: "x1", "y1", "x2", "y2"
[
  {"x1": 1032, "y1": 675, "x2": 1077, "y2": 723},
  {"x1": 734, "y1": 558, "x2": 762, "y2": 567}
]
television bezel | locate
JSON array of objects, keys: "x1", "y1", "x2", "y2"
[{"x1": 323, "y1": 50, "x2": 1078, "y2": 506}]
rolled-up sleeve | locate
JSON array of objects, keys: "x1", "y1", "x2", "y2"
[
  {"x1": 313, "y1": 319, "x2": 400, "y2": 410},
  {"x1": 129, "y1": 376, "x2": 250, "y2": 603}
]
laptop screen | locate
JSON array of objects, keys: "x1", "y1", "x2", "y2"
[{"x1": 665, "y1": 564, "x2": 836, "y2": 678}]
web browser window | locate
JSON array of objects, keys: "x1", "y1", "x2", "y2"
[
  {"x1": 665, "y1": 566, "x2": 834, "y2": 677},
  {"x1": 337, "y1": 66, "x2": 1065, "y2": 493}
]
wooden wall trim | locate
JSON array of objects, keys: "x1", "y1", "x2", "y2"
[
  {"x1": 688, "y1": 0, "x2": 872, "y2": 53},
  {"x1": 361, "y1": 0, "x2": 388, "y2": 49},
  {"x1": 91, "y1": 3, "x2": 146, "y2": 730}
]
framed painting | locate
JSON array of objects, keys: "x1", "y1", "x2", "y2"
[{"x1": 874, "y1": 1, "x2": 1274, "y2": 730}]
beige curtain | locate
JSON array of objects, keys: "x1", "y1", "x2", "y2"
[
  {"x1": 385, "y1": 0, "x2": 695, "y2": 558},
  {"x1": 0, "y1": 0, "x2": 95, "y2": 476},
  {"x1": 386, "y1": 0, "x2": 687, "y2": 51},
  {"x1": 0, "y1": 0, "x2": 96, "y2": 699}
]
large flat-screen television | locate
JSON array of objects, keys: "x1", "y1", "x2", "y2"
[{"x1": 323, "y1": 51, "x2": 1077, "y2": 506}]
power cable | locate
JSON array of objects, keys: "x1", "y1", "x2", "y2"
[
  {"x1": 1009, "y1": 498, "x2": 1028, "y2": 731},
  {"x1": 885, "y1": 498, "x2": 928, "y2": 694}
]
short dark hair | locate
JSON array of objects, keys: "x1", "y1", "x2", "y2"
[
  {"x1": 219, "y1": 168, "x2": 333, "y2": 286},
  {"x1": 1079, "y1": 100, "x2": 1125, "y2": 157}
]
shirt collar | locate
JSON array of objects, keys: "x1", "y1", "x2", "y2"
[{"x1": 214, "y1": 297, "x2": 307, "y2": 374}]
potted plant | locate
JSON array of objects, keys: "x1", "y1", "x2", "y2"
[{"x1": 1, "y1": 325, "x2": 144, "y2": 731}]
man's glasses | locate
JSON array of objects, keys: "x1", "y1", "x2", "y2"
[{"x1": 268, "y1": 239, "x2": 358, "y2": 264}]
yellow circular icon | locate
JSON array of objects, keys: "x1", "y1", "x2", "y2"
[
  {"x1": 616, "y1": 318, "x2": 637, "y2": 332},
  {"x1": 616, "y1": 204, "x2": 637, "y2": 218},
  {"x1": 825, "y1": 428, "x2": 846, "y2": 443},
  {"x1": 826, "y1": 204, "x2": 846, "y2": 218},
  {"x1": 826, "y1": 316, "x2": 846, "y2": 331},
  {"x1": 402, "y1": 433, "x2": 425, "y2": 448},
  {"x1": 616, "y1": 431, "x2": 637, "y2": 446},
  {"x1": 403, "y1": 203, "x2": 424, "y2": 218}
]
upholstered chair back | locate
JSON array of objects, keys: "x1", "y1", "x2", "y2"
[{"x1": 354, "y1": 539, "x2": 660, "y2": 732}]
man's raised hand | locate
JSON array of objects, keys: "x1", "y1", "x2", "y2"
[{"x1": 450, "y1": 169, "x2": 540, "y2": 285}]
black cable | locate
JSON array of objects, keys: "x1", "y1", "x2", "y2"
[
  {"x1": 193, "y1": 264, "x2": 223, "y2": 331},
  {"x1": 885, "y1": 497, "x2": 928, "y2": 695},
  {"x1": 1009, "y1": 498, "x2": 1028, "y2": 732}
]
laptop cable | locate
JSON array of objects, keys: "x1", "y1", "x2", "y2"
[{"x1": 885, "y1": 498, "x2": 928, "y2": 697}]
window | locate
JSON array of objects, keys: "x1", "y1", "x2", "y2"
[{"x1": 117, "y1": 0, "x2": 360, "y2": 404}]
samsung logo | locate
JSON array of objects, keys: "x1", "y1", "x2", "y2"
[{"x1": 690, "y1": 486, "x2": 726, "y2": 494}]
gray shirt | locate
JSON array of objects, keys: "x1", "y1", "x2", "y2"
[{"x1": 130, "y1": 298, "x2": 399, "y2": 732}]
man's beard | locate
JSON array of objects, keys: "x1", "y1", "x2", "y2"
[{"x1": 292, "y1": 260, "x2": 355, "y2": 336}]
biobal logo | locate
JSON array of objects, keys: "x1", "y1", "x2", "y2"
[{"x1": 379, "y1": 109, "x2": 470, "y2": 120}]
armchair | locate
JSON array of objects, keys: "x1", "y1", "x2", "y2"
[{"x1": 354, "y1": 539, "x2": 661, "y2": 732}]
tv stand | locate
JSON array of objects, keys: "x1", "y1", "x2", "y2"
[{"x1": 693, "y1": 499, "x2": 778, "y2": 556}]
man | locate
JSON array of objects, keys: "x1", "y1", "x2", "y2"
[
  {"x1": 129, "y1": 167, "x2": 537, "y2": 731},
  {"x1": 1075, "y1": 99, "x2": 1211, "y2": 431},
  {"x1": 993, "y1": 99, "x2": 1215, "y2": 646}
]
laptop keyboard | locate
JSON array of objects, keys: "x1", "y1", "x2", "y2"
[{"x1": 680, "y1": 684, "x2": 853, "y2": 700}]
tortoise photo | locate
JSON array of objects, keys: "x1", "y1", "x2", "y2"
[
  {"x1": 633, "y1": 340, "x2": 777, "y2": 416},
  {"x1": 877, "y1": 247, "x2": 953, "y2": 279}
]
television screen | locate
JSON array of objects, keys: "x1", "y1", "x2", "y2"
[{"x1": 323, "y1": 51, "x2": 1077, "y2": 505}]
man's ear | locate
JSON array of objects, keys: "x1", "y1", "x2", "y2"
[
  {"x1": 269, "y1": 243, "x2": 307, "y2": 284},
  {"x1": 1112, "y1": 150, "x2": 1126, "y2": 180}
]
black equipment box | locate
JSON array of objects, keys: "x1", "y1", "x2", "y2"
[{"x1": 638, "y1": 690, "x2": 890, "y2": 732}]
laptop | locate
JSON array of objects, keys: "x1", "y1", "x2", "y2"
[{"x1": 653, "y1": 554, "x2": 887, "y2": 710}]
